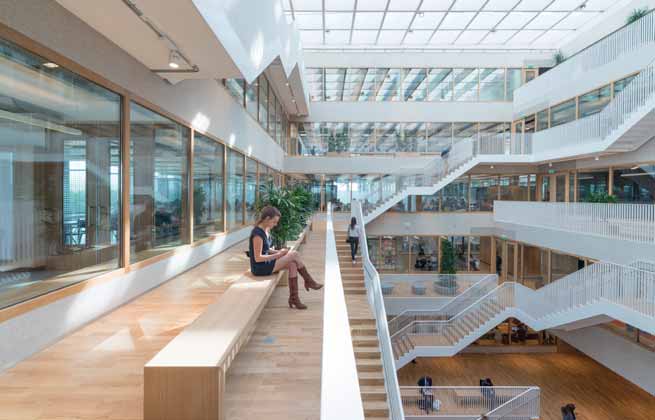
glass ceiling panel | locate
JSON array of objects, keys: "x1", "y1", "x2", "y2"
[{"x1": 287, "y1": 0, "x2": 622, "y2": 48}]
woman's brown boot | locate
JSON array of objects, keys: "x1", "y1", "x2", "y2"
[
  {"x1": 288, "y1": 275, "x2": 307, "y2": 310},
  {"x1": 299, "y1": 267, "x2": 323, "y2": 291}
]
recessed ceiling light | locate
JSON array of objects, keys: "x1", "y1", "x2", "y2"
[
  {"x1": 42, "y1": 62, "x2": 59, "y2": 69},
  {"x1": 417, "y1": 12, "x2": 425, "y2": 18},
  {"x1": 285, "y1": 82, "x2": 290, "y2": 86},
  {"x1": 168, "y1": 51, "x2": 182, "y2": 69},
  {"x1": 490, "y1": 165, "x2": 494, "y2": 169},
  {"x1": 594, "y1": 156, "x2": 599, "y2": 161},
  {"x1": 292, "y1": 98, "x2": 296, "y2": 102},
  {"x1": 548, "y1": 162, "x2": 552, "y2": 167}
]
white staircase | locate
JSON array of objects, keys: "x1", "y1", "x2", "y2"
[{"x1": 391, "y1": 262, "x2": 655, "y2": 368}]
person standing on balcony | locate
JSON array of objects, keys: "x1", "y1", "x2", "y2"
[
  {"x1": 347, "y1": 217, "x2": 361, "y2": 264},
  {"x1": 249, "y1": 206, "x2": 323, "y2": 310}
]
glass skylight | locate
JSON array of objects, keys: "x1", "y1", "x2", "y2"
[{"x1": 286, "y1": 0, "x2": 622, "y2": 49}]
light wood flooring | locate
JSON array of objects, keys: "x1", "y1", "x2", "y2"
[
  {"x1": 398, "y1": 352, "x2": 655, "y2": 420},
  {"x1": 0, "y1": 226, "x2": 326, "y2": 420}
]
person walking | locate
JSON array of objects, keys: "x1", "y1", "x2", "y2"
[
  {"x1": 347, "y1": 217, "x2": 361, "y2": 264},
  {"x1": 249, "y1": 206, "x2": 322, "y2": 310}
]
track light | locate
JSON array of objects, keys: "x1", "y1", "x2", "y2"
[
  {"x1": 42, "y1": 62, "x2": 59, "y2": 69},
  {"x1": 168, "y1": 50, "x2": 182, "y2": 69}
]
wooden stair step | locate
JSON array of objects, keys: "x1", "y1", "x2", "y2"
[
  {"x1": 363, "y1": 400, "x2": 390, "y2": 417},
  {"x1": 354, "y1": 346, "x2": 381, "y2": 359},
  {"x1": 359, "y1": 371, "x2": 385, "y2": 386},
  {"x1": 360, "y1": 386, "x2": 388, "y2": 401},
  {"x1": 356, "y1": 358, "x2": 383, "y2": 372}
]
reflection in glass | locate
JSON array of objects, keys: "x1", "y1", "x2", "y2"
[
  {"x1": 258, "y1": 76, "x2": 268, "y2": 129},
  {"x1": 325, "y1": 68, "x2": 346, "y2": 102},
  {"x1": 246, "y1": 81, "x2": 258, "y2": 120},
  {"x1": 226, "y1": 79, "x2": 245, "y2": 105},
  {"x1": 613, "y1": 74, "x2": 637, "y2": 97},
  {"x1": 453, "y1": 68, "x2": 479, "y2": 101},
  {"x1": 411, "y1": 237, "x2": 438, "y2": 272},
  {"x1": 193, "y1": 134, "x2": 224, "y2": 240},
  {"x1": 506, "y1": 69, "x2": 522, "y2": 101},
  {"x1": 479, "y1": 68, "x2": 505, "y2": 101},
  {"x1": 130, "y1": 102, "x2": 189, "y2": 262},
  {"x1": 343, "y1": 68, "x2": 367, "y2": 101},
  {"x1": 226, "y1": 149, "x2": 244, "y2": 229},
  {"x1": 447, "y1": 236, "x2": 468, "y2": 271},
  {"x1": 325, "y1": 175, "x2": 351, "y2": 211},
  {"x1": 0, "y1": 38, "x2": 121, "y2": 308},
  {"x1": 442, "y1": 178, "x2": 469, "y2": 211},
  {"x1": 427, "y1": 122, "x2": 452, "y2": 152},
  {"x1": 579, "y1": 85, "x2": 611, "y2": 118},
  {"x1": 577, "y1": 170, "x2": 608, "y2": 201},
  {"x1": 402, "y1": 68, "x2": 427, "y2": 101},
  {"x1": 550, "y1": 99, "x2": 576, "y2": 127},
  {"x1": 376, "y1": 68, "x2": 400, "y2": 102},
  {"x1": 306, "y1": 67, "x2": 325, "y2": 101},
  {"x1": 613, "y1": 165, "x2": 655, "y2": 203},
  {"x1": 246, "y1": 158, "x2": 258, "y2": 223},
  {"x1": 470, "y1": 176, "x2": 497, "y2": 211},
  {"x1": 536, "y1": 110, "x2": 549, "y2": 131},
  {"x1": 427, "y1": 69, "x2": 453, "y2": 101}
]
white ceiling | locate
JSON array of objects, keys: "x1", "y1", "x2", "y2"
[{"x1": 283, "y1": 0, "x2": 623, "y2": 49}]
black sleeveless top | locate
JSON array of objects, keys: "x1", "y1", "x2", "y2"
[{"x1": 249, "y1": 226, "x2": 276, "y2": 276}]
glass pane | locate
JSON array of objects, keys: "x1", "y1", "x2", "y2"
[
  {"x1": 193, "y1": 134, "x2": 224, "y2": 240},
  {"x1": 411, "y1": 237, "x2": 438, "y2": 272},
  {"x1": 536, "y1": 110, "x2": 549, "y2": 131},
  {"x1": 245, "y1": 81, "x2": 258, "y2": 120},
  {"x1": 421, "y1": 191, "x2": 440, "y2": 211},
  {"x1": 577, "y1": 170, "x2": 609, "y2": 201},
  {"x1": 470, "y1": 176, "x2": 497, "y2": 211},
  {"x1": 226, "y1": 150, "x2": 244, "y2": 229},
  {"x1": 325, "y1": 175, "x2": 351, "y2": 211},
  {"x1": 268, "y1": 91, "x2": 276, "y2": 138},
  {"x1": 325, "y1": 122, "x2": 349, "y2": 153},
  {"x1": 479, "y1": 68, "x2": 505, "y2": 101},
  {"x1": 376, "y1": 68, "x2": 401, "y2": 102},
  {"x1": 258, "y1": 76, "x2": 268, "y2": 128},
  {"x1": 613, "y1": 74, "x2": 637, "y2": 97},
  {"x1": 343, "y1": 68, "x2": 367, "y2": 101},
  {"x1": 376, "y1": 123, "x2": 400, "y2": 152},
  {"x1": 349, "y1": 122, "x2": 374, "y2": 153},
  {"x1": 550, "y1": 99, "x2": 576, "y2": 127},
  {"x1": 427, "y1": 69, "x2": 453, "y2": 101},
  {"x1": 0, "y1": 38, "x2": 121, "y2": 308},
  {"x1": 445, "y1": 236, "x2": 468, "y2": 272},
  {"x1": 400, "y1": 123, "x2": 424, "y2": 152},
  {"x1": 358, "y1": 68, "x2": 379, "y2": 102},
  {"x1": 613, "y1": 165, "x2": 655, "y2": 203},
  {"x1": 246, "y1": 159, "x2": 258, "y2": 223},
  {"x1": 453, "y1": 68, "x2": 479, "y2": 101},
  {"x1": 402, "y1": 68, "x2": 427, "y2": 101},
  {"x1": 306, "y1": 67, "x2": 324, "y2": 101},
  {"x1": 442, "y1": 177, "x2": 469, "y2": 212},
  {"x1": 541, "y1": 176, "x2": 550, "y2": 202},
  {"x1": 325, "y1": 68, "x2": 346, "y2": 101},
  {"x1": 500, "y1": 175, "x2": 529, "y2": 201},
  {"x1": 453, "y1": 122, "x2": 478, "y2": 144},
  {"x1": 506, "y1": 68, "x2": 522, "y2": 101},
  {"x1": 226, "y1": 79, "x2": 245, "y2": 105},
  {"x1": 579, "y1": 85, "x2": 611, "y2": 118},
  {"x1": 427, "y1": 122, "x2": 452, "y2": 153},
  {"x1": 130, "y1": 103, "x2": 189, "y2": 263}
]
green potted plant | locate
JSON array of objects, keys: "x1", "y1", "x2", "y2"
[
  {"x1": 583, "y1": 191, "x2": 617, "y2": 203},
  {"x1": 257, "y1": 185, "x2": 314, "y2": 248},
  {"x1": 435, "y1": 238, "x2": 458, "y2": 296},
  {"x1": 627, "y1": 7, "x2": 650, "y2": 24}
]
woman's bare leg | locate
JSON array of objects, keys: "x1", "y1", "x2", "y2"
[{"x1": 272, "y1": 251, "x2": 305, "y2": 272}]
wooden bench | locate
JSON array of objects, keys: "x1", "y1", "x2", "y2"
[{"x1": 143, "y1": 224, "x2": 311, "y2": 420}]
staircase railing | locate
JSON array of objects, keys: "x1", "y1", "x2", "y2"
[
  {"x1": 399, "y1": 386, "x2": 540, "y2": 419},
  {"x1": 531, "y1": 61, "x2": 655, "y2": 154},
  {"x1": 514, "y1": 10, "x2": 655, "y2": 111},
  {"x1": 352, "y1": 200, "x2": 405, "y2": 420},
  {"x1": 494, "y1": 201, "x2": 655, "y2": 244},
  {"x1": 392, "y1": 262, "x2": 655, "y2": 355},
  {"x1": 388, "y1": 274, "x2": 498, "y2": 335}
]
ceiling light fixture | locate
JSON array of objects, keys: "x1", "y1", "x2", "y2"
[
  {"x1": 417, "y1": 12, "x2": 425, "y2": 18},
  {"x1": 548, "y1": 162, "x2": 552, "y2": 167},
  {"x1": 631, "y1": 165, "x2": 640, "y2": 170},
  {"x1": 42, "y1": 62, "x2": 59, "y2": 69},
  {"x1": 292, "y1": 99, "x2": 296, "y2": 102},
  {"x1": 168, "y1": 50, "x2": 182, "y2": 69},
  {"x1": 490, "y1": 165, "x2": 494, "y2": 169},
  {"x1": 594, "y1": 156, "x2": 600, "y2": 161}
]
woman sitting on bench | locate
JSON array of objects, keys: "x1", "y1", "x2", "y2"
[{"x1": 249, "y1": 206, "x2": 323, "y2": 310}]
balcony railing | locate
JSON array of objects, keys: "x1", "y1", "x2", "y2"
[
  {"x1": 399, "y1": 386, "x2": 540, "y2": 419},
  {"x1": 494, "y1": 201, "x2": 655, "y2": 244}
]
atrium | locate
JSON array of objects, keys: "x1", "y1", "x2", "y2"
[{"x1": 1, "y1": 1, "x2": 655, "y2": 419}]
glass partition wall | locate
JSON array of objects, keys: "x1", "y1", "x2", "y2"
[{"x1": 0, "y1": 36, "x2": 284, "y2": 310}]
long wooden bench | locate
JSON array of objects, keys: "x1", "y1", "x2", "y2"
[{"x1": 143, "y1": 224, "x2": 311, "y2": 420}]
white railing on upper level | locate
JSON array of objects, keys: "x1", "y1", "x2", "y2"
[
  {"x1": 322, "y1": 204, "x2": 366, "y2": 420},
  {"x1": 392, "y1": 262, "x2": 655, "y2": 360},
  {"x1": 531, "y1": 61, "x2": 655, "y2": 155},
  {"x1": 494, "y1": 201, "x2": 655, "y2": 244},
  {"x1": 388, "y1": 274, "x2": 498, "y2": 336},
  {"x1": 514, "y1": 10, "x2": 655, "y2": 111},
  {"x1": 352, "y1": 200, "x2": 405, "y2": 420},
  {"x1": 399, "y1": 386, "x2": 540, "y2": 419}
]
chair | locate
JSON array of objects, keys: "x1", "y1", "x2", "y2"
[
  {"x1": 412, "y1": 281, "x2": 426, "y2": 295},
  {"x1": 381, "y1": 283, "x2": 394, "y2": 296}
]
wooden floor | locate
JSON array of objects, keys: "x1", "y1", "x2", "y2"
[
  {"x1": 0, "y1": 226, "x2": 326, "y2": 420},
  {"x1": 398, "y1": 352, "x2": 655, "y2": 420},
  {"x1": 224, "y1": 223, "x2": 325, "y2": 420}
]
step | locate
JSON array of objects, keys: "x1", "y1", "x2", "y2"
[
  {"x1": 345, "y1": 288, "x2": 367, "y2": 295},
  {"x1": 360, "y1": 386, "x2": 388, "y2": 401},
  {"x1": 354, "y1": 346, "x2": 381, "y2": 359},
  {"x1": 359, "y1": 371, "x2": 385, "y2": 387},
  {"x1": 352, "y1": 326, "x2": 377, "y2": 335},
  {"x1": 353, "y1": 335, "x2": 380, "y2": 347},
  {"x1": 356, "y1": 358, "x2": 383, "y2": 372},
  {"x1": 350, "y1": 318, "x2": 376, "y2": 326},
  {"x1": 363, "y1": 400, "x2": 389, "y2": 417}
]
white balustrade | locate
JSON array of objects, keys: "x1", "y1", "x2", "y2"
[{"x1": 494, "y1": 201, "x2": 655, "y2": 244}]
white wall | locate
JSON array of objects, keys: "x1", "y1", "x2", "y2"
[
  {"x1": 555, "y1": 326, "x2": 655, "y2": 396},
  {"x1": 301, "y1": 101, "x2": 513, "y2": 123},
  {"x1": 285, "y1": 155, "x2": 435, "y2": 174},
  {"x1": 367, "y1": 212, "x2": 495, "y2": 236},
  {"x1": 0, "y1": 0, "x2": 285, "y2": 170},
  {"x1": 0, "y1": 227, "x2": 251, "y2": 372}
]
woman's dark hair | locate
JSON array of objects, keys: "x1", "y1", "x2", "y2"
[
  {"x1": 256, "y1": 206, "x2": 281, "y2": 226},
  {"x1": 350, "y1": 217, "x2": 357, "y2": 229}
]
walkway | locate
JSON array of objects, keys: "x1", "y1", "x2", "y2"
[
  {"x1": 0, "y1": 224, "x2": 326, "y2": 420},
  {"x1": 398, "y1": 352, "x2": 655, "y2": 420}
]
